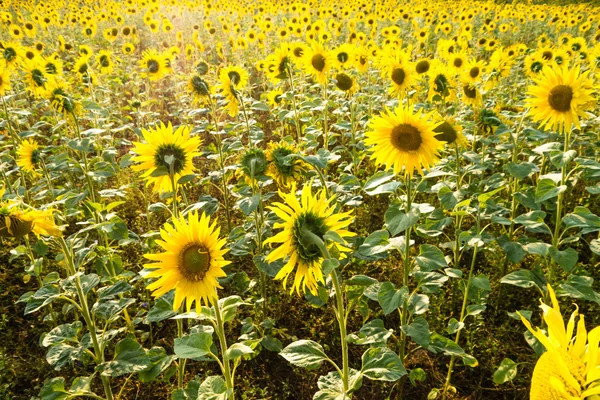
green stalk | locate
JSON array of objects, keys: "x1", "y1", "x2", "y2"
[
  {"x1": 210, "y1": 99, "x2": 232, "y2": 232},
  {"x1": 322, "y1": 84, "x2": 329, "y2": 151},
  {"x1": 398, "y1": 176, "x2": 413, "y2": 361},
  {"x1": 287, "y1": 65, "x2": 302, "y2": 144},
  {"x1": 58, "y1": 237, "x2": 114, "y2": 400},
  {"x1": 214, "y1": 298, "x2": 235, "y2": 400},
  {"x1": 330, "y1": 270, "x2": 349, "y2": 394}
]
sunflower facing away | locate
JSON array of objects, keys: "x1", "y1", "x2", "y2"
[
  {"x1": 0, "y1": 192, "x2": 62, "y2": 238},
  {"x1": 131, "y1": 122, "x2": 202, "y2": 193},
  {"x1": 266, "y1": 142, "x2": 308, "y2": 188},
  {"x1": 519, "y1": 284, "x2": 600, "y2": 399},
  {"x1": 526, "y1": 64, "x2": 594, "y2": 134},
  {"x1": 16, "y1": 139, "x2": 41, "y2": 174},
  {"x1": 264, "y1": 182, "x2": 355, "y2": 295},
  {"x1": 365, "y1": 105, "x2": 444, "y2": 177},
  {"x1": 144, "y1": 211, "x2": 230, "y2": 310}
]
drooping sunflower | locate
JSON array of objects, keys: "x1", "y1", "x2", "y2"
[
  {"x1": 0, "y1": 200, "x2": 62, "y2": 238},
  {"x1": 518, "y1": 284, "x2": 600, "y2": 400},
  {"x1": 46, "y1": 79, "x2": 81, "y2": 118},
  {"x1": 237, "y1": 147, "x2": 269, "y2": 184},
  {"x1": 16, "y1": 139, "x2": 41, "y2": 174},
  {"x1": 130, "y1": 122, "x2": 202, "y2": 193},
  {"x1": 144, "y1": 211, "x2": 230, "y2": 310},
  {"x1": 302, "y1": 40, "x2": 334, "y2": 84},
  {"x1": 427, "y1": 61, "x2": 456, "y2": 102},
  {"x1": 433, "y1": 117, "x2": 468, "y2": 149},
  {"x1": 187, "y1": 75, "x2": 212, "y2": 105},
  {"x1": 365, "y1": 105, "x2": 444, "y2": 177},
  {"x1": 525, "y1": 64, "x2": 594, "y2": 134},
  {"x1": 266, "y1": 141, "x2": 308, "y2": 188},
  {"x1": 264, "y1": 182, "x2": 355, "y2": 295},
  {"x1": 265, "y1": 44, "x2": 292, "y2": 81},
  {"x1": 218, "y1": 72, "x2": 241, "y2": 117},
  {"x1": 218, "y1": 65, "x2": 249, "y2": 90},
  {"x1": 140, "y1": 49, "x2": 168, "y2": 81},
  {"x1": 333, "y1": 72, "x2": 358, "y2": 96},
  {"x1": 461, "y1": 83, "x2": 482, "y2": 107}
]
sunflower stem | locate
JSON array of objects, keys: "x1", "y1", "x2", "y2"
[
  {"x1": 57, "y1": 237, "x2": 114, "y2": 400},
  {"x1": 210, "y1": 99, "x2": 232, "y2": 233},
  {"x1": 71, "y1": 112, "x2": 97, "y2": 204},
  {"x1": 287, "y1": 65, "x2": 302, "y2": 144},
  {"x1": 1, "y1": 95, "x2": 19, "y2": 145},
  {"x1": 214, "y1": 298, "x2": 235, "y2": 400},
  {"x1": 398, "y1": 176, "x2": 413, "y2": 361},
  {"x1": 330, "y1": 270, "x2": 350, "y2": 396},
  {"x1": 322, "y1": 84, "x2": 329, "y2": 151},
  {"x1": 176, "y1": 316, "x2": 186, "y2": 389}
]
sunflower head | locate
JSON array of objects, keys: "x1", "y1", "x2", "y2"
[
  {"x1": 131, "y1": 122, "x2": 202, "y2": 193},
  {"x1": 334, "y1": 72, "x2": 358, "y2": 96},
  {"x1": 266, "y1": 142, "x2": 308, "y2": 188},
  {"x1": 0, "y1": 206, "x2": 61, "y2": 238},
  {"x1": 16, "y1": 139, "x2": 41, "y2": 174},
  {"x1": 433, "y1": 118, "x2": 468, "y2": 148},
  {"x1": 187, "y1": 75, "x2": 211, "y2": 104},
  {"x1": 144, "y1": 211, "x2": 230, "y2": 310},
  {"x1": 365, "y1": 105, "x2": 444, "y2": 177},
  {"x1": 264, "y1": 182, "x2": 355, "y2": 295},
  {"x1": 238, "y1": 147, "x2": 269, "y2": 183}
]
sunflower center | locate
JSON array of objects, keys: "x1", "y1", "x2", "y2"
[
  {"x1": 469, "y1": 66, "x2": 480, "y2": 79},
  {"x1": 530, "y1": 61, "x2": 543, "y2": 73},
  {"x1": 228, "y1": 70, "x2": 241, "y2": 85},
  {"x1": 433, "y1": 121, "x2": 457, "y2": 144},
  {"x1": 548, "y1": 85, "x2": 573, "y2": 112},
  {"x1": 337, "y1": 51, "x2": 349, "y2": 63},
  {"x1": 32, "y1": 69, "x2": 46, "y2": 87},
  {"x1": 391, "y1": 124, "x2": 422, "y2": 152},
  {"x1": 147, "y1": 59, "x2": 159, "y2": 73},
  {"x1": 31, "y1": 149, "x2": 41, "y2": 165},
  {"x1": 100, "y1": 55, "x2": 109, "y2": 67},
  {"x1": 391, "y1": 67, "x2": 406, "y2": 85},
  {"x1": 179, "y1": 243, "x2": 211, "y2": 282},
  {"x1": 45, "y1": 62, "x2": 57, "y2": 74},
  {"x1": 293, "y1": 47, "x2": 304, "y2": 58},
  {"x1": 463, "y1": 84, "x2": 477, "y2": 99},
  {"x1": 335, "y1": 73, "x2": 353, "y2": 91},
  {"x1": 0, "y1": 216, "x2": 33, "y2": 238},
  {"x1": 78, "y1": 63, "x2": 88, "y2": 74},
  {"x1": 154, "y1": 144, "x2": 187, "y2": 174},
  {"x1": 453, "y1": 58, "x2": 463, "y2": 68},
  {"x1": 416, "y1": 60, "x2": 430, "y2": 74},
  {"x1": 293, "y1": 212, "x2": 329, "y2": 262},
  {"x1": 542, "y1": 51, "x2": 553, "y2": 60},
  {"x1": 311, "y1": 54, "x2": 326, "y2": 72}
]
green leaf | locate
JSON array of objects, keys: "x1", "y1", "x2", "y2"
[
  {"x1": 99, "y1": 337, "x2": 151, "y2": 377},
  {"x1": 361, "y1": 347, "x2": 407, "y2": 381},
  {"x1": 438, "y1": 186, "x2": 460, "y2": 210},
  {"x1": 493, "y1": 358, "x2": 518, "y2": 385},
  {"x1": 39, "y1": 377, "x2": 68, "y2": 400},
  {"x1": 46, "y1": 343, "x2": 81, "y2": 369},
  {"x1": 315, "y1": 369, "x2": 362, "y2": 400},
  {"x1": 409, "y1": 368, "x2": 426, "y2": 386},
  {"x1": 428, "y1": 334, "x2": 465, "y2": 357},
  {"x1": 401, "y1": 317, "x2": 431, "y2": 348},
  {"x1": 505, "y1": 162, "x2": 536, "y2": 180},
  {"x1": 446, "y1": 318, "x2": 464, "y2": 335},
  {"x1": 415, "y1": 245, "x2": 447, "y2": 271},
  {"x1": 377, "y1": 282, "x2": 407, "y2": 315},
  {"x1": 280, "y1": 340, "x2": 329, "y2": 369},
  {"x1": 363, "y1": 171, "x2": 400, "y2": 196},
  {"x1": 347, "y1": 319, "x2": 392, "y2": 346},
  {"x1": 94, "y1": 298, "x2": 136, "y2": 321},
  {"x1": 535, "y1": 179, "x2": 566, "y2": 203},
  {"x1": 550, "y1": 149, "x2": 577, "y2": 169},
  {"x1": 138, "y1": 347, "x2": 175, "y2": 383},
  {"x1": 147, "y1": 291, "x2": 177, "y2": 323},
  {"x1": 174, "y1": 332, "x2": 214, "y2": 359},
  {"x1": 25, "y1": 285, "x2": 60, "y2": 314},
  {"x1": 198, "y1": 376, "x2": 230, "y2": 400},
  {"x1": 549, "y1": 246, "x2": 578, "y2": 272},
  {"x1": 500, "y1": 270, "x2": 546, "y2": 290},
  {"x1": 358, "y1": 230, "x2": 391, "y2": 259},
  {"x1": 238, "y1": 194, "x2": 260, "y2": 215},
  {"x1": 385, "y1": 205, "x2": 420, "y2": 236},
  {"x1": 408, "y1": 293, "x2": 430, "y2": 315},
  {"x1": 97, "y1": 280, "x2": 133, "y2": 300},
  {"x1": 42, "y1": 321, "x2": 82, "y2": 347},
  {"x1": 225, "y1": 343, "x2": 254, "y2": 360},
  {"x1": 497, "y1": 235, "x2": 526, "y2": 264},
  {"x1": 558, "y1": 275, "x2": 600, "y2": 304},
  {"x1": 478, "y1": 187, "x2": 504, "y2": 206}
]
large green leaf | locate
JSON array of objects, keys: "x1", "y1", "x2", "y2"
[
  {"x1": 174, "y1": 332, "x2": 214, "y2": 359},
  {"x1": 280, "y1": 340, "x2": 329, "y2": 370},
  {"x1": 361, "y1": 347, "x2": 406, "y2": 381}
]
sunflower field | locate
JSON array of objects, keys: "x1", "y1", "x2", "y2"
[{"x1": 1, "y1": 0, "x2": 600, "y2": 398}]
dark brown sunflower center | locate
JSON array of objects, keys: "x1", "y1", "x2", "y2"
[
  {"x1": 469, "y1": 66, "x2": 480, "y2": 79},
  {"x1": 453, "y1": 58, "x2": 463, "y2": 68},
  {"x1": 311, "y1": 54, "x2": 326, "y2": 72},
  {"x1": 391, "y1": 67, "x2": 406, "y2": 85},
  {"x1": 147, "y1": 59, "x2": 159, "y2": 73},
  {"x1": 391, "y1": 124, "x2": 422, "y2": 151},
  {"x1": 416, "y1": 60, "x2": 430, "y2": 74},
  {"x1": 293, "y1": 47, "x2": 304, "y2": 58},
  {"x1": 179, "y1": 243, "x2": 211, "y2": 282},
  {"x1": 463, "y1": 84, "x2": 477, "y2": 99},
  {"x1": 100, "y1": 55, "x2": 109, "y2": 67},
  {"x1": 0, "y1": 216, "x2": 33, "y2": 238},
  {"x1": 337, "y1": 51, "x2": 349, "y2": 63},
  {"x1": 335, "y1": 73, "x2": 353, "y2": 91},
  {"x1": 548, "y1": 85, "x2": 573, "y2": 112},
  {"x1": 4, "y1": 47, "x2": 16, "y2": 62},
  {"x1": 542, "y1": 51, "x2": 553, "y2": 60},
  {"x1": 434, "y1": 121, "x2": 457, "y2": 144}
]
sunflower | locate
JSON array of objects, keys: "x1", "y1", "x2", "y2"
[
  {"x1": 0, "y1": 62, "x2": 11, "y2": 96},
  {"x1": 462, "y1": 59, "x2": 486, "y2": 84},
  {"x1": 525, "y1": 64, "x2": 594, "y2": 134},
  {"x1": 332, "y1": 43, "x2": 355, "y2": 70},
  {"x1": 218, "y1": 65, "x2": 249, "y2": 90},
  {"x1": 518, "y1": 285, "x2": 600, "y2": 399},
  {"x1": 524, "y1": 53, "x2": 547, "y2": 78},
  {"x1": 265, "y1": 44, "x2": 292, "y2": 81},
  {"x1": 265, "y1": 89, "x2": 284, "y2": 107},
  {"x1": 461, "y1": 83, "x2": 482, "y2": 107},
  {"x1": 0, "y1": 203, "x2": 62, "y2": 238},
  {"x1": 73, "y1": 55, "x2": 92, "y2": 78},
  {"x1": 333, "y1": 72, "x2": 358, "y2": 96},
  {"x1": 187, "y1": 75, "x2": 212, "y2": 105},
  {"x1": 1, "y1": 41, "x2": 24, "y2": 67},
  {"x1": 23, "y1": 58, "x2": 51, "y2": 98},
  {"x1": 433, "y1": 117, "x2": 468, "y2": 148},
  {"x1": 96, "y1": 50, "x2": 114, "y2": 75},
  {"x1": 365, "y1": 105, "x2": 444, "y2": 177},
  {"x1": 266, "y1": 142, "x2": 308, "y2": 188},
  {"x1": 131, "y1": 122, "x2": 202, "y2": 193},
  {"x1": 16, "y1": 139, "x2": 41, "y2": 174},
  {"x1": 302, "y1": 40, "x2": 333, "y2": 84},
  {"x1": 122, "y1": 43, "x2": 135, "y2": 55},
  {"x1": 427, "y1": 61, "x2": 456, "y2": 102},
  {"x1": 237, "y1": 147, "x2": 269, "y2": 184},
  {"x1": 46, "y1": 79, "x2": 81, "y2": 118},
  {"x1": 140, "y1": 49, "x2": 168, "y2": 81},
  {"x1": 218, "y1": 72, "x2": 241, "y2": 117},
  {"x1": 264, "y1": 182, "x2": 354, "y2": 295},
  {"x1": 144, "y1": 211, "x2": 230, "y2": 310}
]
